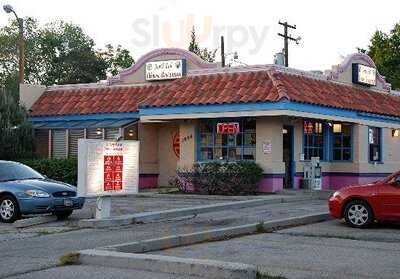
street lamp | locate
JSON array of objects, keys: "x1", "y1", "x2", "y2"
[{"x1": 3, "y1": 4, "x2": 25, "y2": 84}]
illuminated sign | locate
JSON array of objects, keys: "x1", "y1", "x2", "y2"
[
  {"x1": 145, "y1": 59, "x2": 186, "y2": 81},
  {"x1": 217, "y1": 122, "x2": 240, "y2": 134},
  {"x1": 77, "y1": 140, "x2": 139, "y2": 197},
  {"x1": 352, "y1": 63, "x2": 376, "y2": 86}
]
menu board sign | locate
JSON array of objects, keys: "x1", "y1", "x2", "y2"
[{"x1": 77, "y1": 139, "x2": 139, "y2": 197}]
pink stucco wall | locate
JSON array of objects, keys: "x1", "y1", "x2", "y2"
[
  {"x1": 294, "y1": 173, "x2": 389, "y2": 191},
  {"x1": 139, "y1": 174, "x2": 158, "y2": 189},
  {"x1": 258, "y1": 176, "x2": 284, "y2": 193}
]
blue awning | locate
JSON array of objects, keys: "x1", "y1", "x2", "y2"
[{"x1": 32, "y1": 118, "x2": 137, "y2": 129}]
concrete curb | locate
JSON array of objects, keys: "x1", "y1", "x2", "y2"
[
  {"x1": 14, "y1": 215, "x2": 58, "y2": 229},
  {"x1": 104, "y1": 212, "x2": 330, "y2": 253},
  {"x1": 76, "y1": 213, "x2": 330, "y2": 278},
  {"x1": 77, "y1": 195, "x2": 315, "y2": 228},
  {"x1": 78, "y1": 249, "x2": 257, "y2": 279}
]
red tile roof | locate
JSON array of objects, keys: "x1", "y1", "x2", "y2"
[
  {"x1": 30, "y1": 84, "x2": 162, "y2": 116},
  {"x1": 30, "y1": 69, "x2": 400, "y2": 118},
  {"x1": 140, "y1": 70, "x2": 400, "y2": 118}
]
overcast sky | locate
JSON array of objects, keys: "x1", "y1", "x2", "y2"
[{"x1": 0, "y1": 0, "x2": 398, "y2": 71}]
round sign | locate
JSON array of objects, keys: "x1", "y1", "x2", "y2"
[{"x1": 173, "y1": 132, "x2": 180, "y2": 158}]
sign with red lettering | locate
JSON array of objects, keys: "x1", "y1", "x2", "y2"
[
  {"x1": 216, "y1": 122, "x2": 240, "y2": 134},
  {"x1": 172, "y1": 132, "x2": 180, "y2": 158},
  {"x1": 103, "y1": 154, "x2": 124, "y2": 191},
  {"x1": 78, "y1": 140, "x2": 139, "y2": 197}
]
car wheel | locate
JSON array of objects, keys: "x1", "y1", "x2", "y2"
[
  {"x1": 54, "y1": 210, "x2": 73, "y2": 220},
  {"x1": 0, "y1": 195, "x2": 21, "y2": 223},
  {"x1": 344, "y1": 200, "x2": 374, "y2": 228}
]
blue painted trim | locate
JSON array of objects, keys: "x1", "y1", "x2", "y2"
[
  {"x1": 139, "y1": 101, "x2": 400, "y2": 125},
  {"x1": 196, "y1": 118, "x2": 256, "y2": 162},
  {"x1": 30, "y1": 112, "x2": 139, "y2": 122},
  {"x1": 330, "y1": 124, "x2": 354, "y2": 162},
  {"x1": 302, "y1": 120, "x2": 327, "y2": 161},
  {"x1": 284, "y1": 125, "x2": 295, "y2": 189}
]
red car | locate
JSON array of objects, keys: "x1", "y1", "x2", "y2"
[{"x1": 329, "y1": 171, "x2": 400, "y2": 228}]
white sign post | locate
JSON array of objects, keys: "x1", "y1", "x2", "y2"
[{"x1": 78, "y1": 139, "x2": 139, "y2": 219}]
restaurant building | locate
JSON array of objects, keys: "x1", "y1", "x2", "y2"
[{"x1": 21, "y1": 48, "x2": 400, "y2": 192}]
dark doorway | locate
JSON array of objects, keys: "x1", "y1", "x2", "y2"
[{"x1": 283, "y1": 126, "x2": 294, "y2": 189}]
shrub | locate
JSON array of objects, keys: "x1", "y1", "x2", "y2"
[
  {"x1": 18, "y1": 158, "x2": 78, "y2": 186},
  {"x1": 171, "y1": 161, "x2": 263, "y2": 195}
]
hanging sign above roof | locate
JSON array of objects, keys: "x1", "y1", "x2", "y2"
[
  {"x1": 352, "y1": 63, "x2": 377, "y2": 86},
  {"x1": 145, "y1": 59, "x2": 187, "y2": 81}
]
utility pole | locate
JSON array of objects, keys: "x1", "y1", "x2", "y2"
[
  {"x1": 221, "y1": 36, "x2": 225, "y2": 68},
  {"x1": 278, "y1": 21, "x2": 300, "y2": 67}
]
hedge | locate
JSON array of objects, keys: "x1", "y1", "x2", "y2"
[
  {"x1": 170, "y1": 161, "x2": 264, "y2": 195},
  {"x1": 18, "y1": 158, "x2": 78, "y2": 186}
]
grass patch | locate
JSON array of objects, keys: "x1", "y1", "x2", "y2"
[
  {"x1": 58, "y1": 252, "x2": 80, "y2": 266},
  {"x1": 36, "y1": 230, "x2": 54, "y2": 236},
  {"x1": 256, "y1": 271, "x2": 287, "y2": 279},
  {"x1": 256, "y1": 221, "x2": 267, "y2": 233}
]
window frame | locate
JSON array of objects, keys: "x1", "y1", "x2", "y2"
[
  {"x1": 196, "y1": 118, "x2": 256, "y2": 162},
  {"x1": 331, "y1": 123, "x2": 353, "y2": 162},
  {"x1": 302, "y1": 120, "x2": 327, "y2": 161}
]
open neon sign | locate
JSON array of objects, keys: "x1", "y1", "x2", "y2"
[{"x1": 217, "y1": 122, "x2": 240, "y2": 134}]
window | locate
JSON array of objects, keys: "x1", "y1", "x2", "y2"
[
  {"x1": 86, "y1": 128, "x2": 103, "y2": 139},
  {"x1": 369, "y1": 127, "x2": 382, "y2": 162},
  {"x1": 68, "y1": 129, "x2": 85, "y2": 158},
  {"x1": 105, "y1": 128, "x2": 120, "y2": 140},
  {"x1": 303, "y1": 121, "x2": 325, "y2": 160},
  {"x1": 51, "y1": 129, "x2": 66, "y2": 159},
  {"x1": 198, "y1": 118, "x2": 256, "y2": 161},
  {"x1": 332, "y1": 124, "x2": 352, "y2": 161}
]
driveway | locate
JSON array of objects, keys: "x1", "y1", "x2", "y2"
[
  {"x1": 0, "y1": 194, "x2": 326, "y2": 278},
  {"x1": 155, "y1": 219, "x2": 400, "y2": 279}
]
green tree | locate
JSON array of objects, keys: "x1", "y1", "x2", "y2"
[
  {"x1": 99, "y1": 44, "x2": 135, "y2": 76},
  {"x1": 0, "y1": 89, "x2": 34, "y2": 159},
  {"x1": 367, "y1": 23, "x2": 400, "y2": 89},
  {"x1": 188, "y1": 26, "x2": 216, "y2": 63},
  {"x1": 0, "y1": 18, "x2": 134, "y2": 91}
]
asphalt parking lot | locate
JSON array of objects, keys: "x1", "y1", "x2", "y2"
[
  {"x1": 2, "y1": 192, "x2": 398, "y2": 279},
  {"x1": 0, "y1": 194, "x2": 324, "y2": 278},
  {"x1": 156, "y1": 220, "x2": 400, "y2": 279}
]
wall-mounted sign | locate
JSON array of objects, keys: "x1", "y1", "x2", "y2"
[
  {"x1": 352, "y1": 63, "x2": 376, "y2": 86},
  {"x1": 172, "y1": 132, "x2": 180, "y2": 158},
  {"x1": 77, "y1": 139, "x2": 139, "y2": 197},
  {"x1": 145, "y1": 59, "x2": 186, "y2": 81},
  {"x1": 217, "y1": 122, "x2": 240, "y2": 134},
  {"x1": 263, "y1": 141, "x2": 272, "y2": 154}
]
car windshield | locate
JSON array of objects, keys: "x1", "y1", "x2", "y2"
[{"x1": 0, "y1": 162, "x2": 44, "y2": 182}]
